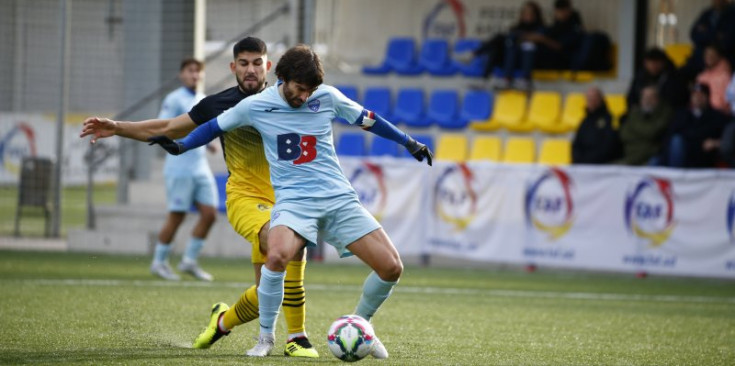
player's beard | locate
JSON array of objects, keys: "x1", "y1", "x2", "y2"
[
  {"x1": 237, "y1": 74, "x2": 264, "y2": 95},
  {"x1": 282, "y1": 86, "x2": 305, "y2": 108}
]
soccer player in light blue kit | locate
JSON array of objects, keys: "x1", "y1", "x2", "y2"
[
  {"x1": 149, "y1": 45, "x2": 433, "y2": 358},
  {"x1": 151, "y1": 58, "x2": 219, "y2": 281}
]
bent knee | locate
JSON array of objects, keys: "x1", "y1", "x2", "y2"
[{"x1": 378, "y1": 258, "x2": 403, "y2": 282}]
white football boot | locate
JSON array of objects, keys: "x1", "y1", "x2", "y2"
[
  {"x1": 246, "y1": 333, "x2": 275, "y2": 357},
  {"x1": 150, "y1": 262, "x2": 180, "y2": 281},
  {"x1": 178, "y1": 260, "x2": 213, "y2": 281},
  {"x1": 370, "y1": 335, "x2": 389, "y2": 359}
]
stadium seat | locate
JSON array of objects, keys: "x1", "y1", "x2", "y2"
[
  {"x1": 363, "y1": 37, "x2": 420, "y2": 75},
  {"x1": 363, "y1": 87, "x2": 393, "y2": 121},
  {"x1": 538, "y1": 139, "x2": 571, "y2": 165},
  {"x1": 469, "y1": 136, "x2": 502, "y2": 161},
  {"x1": 664, "y1": 43, "x2": 693, "y2": 68},
  {"x1": 215, "y1": 173, "x2": 228, "y2": 213},
  {"x1": 393, "y1": 88, "x2": 428, "y2": 127},
  {"x1": 560, "y1": 92, "x2": 586, "y2": 132},
  {"x1": 495, "y1": 91, "x2": 531, "y2": 132},
  {"x1": 370, "y1": 136, "x2": 399, "y2": 157},
  {"x1": 336, "y1": 133, "x2": 366, "y2": 156},
  {"x1": 419, "y1": 38, "x2": 457, "y2": 76},
  {"x1": 435, "y1": 134, "x2": 468, "y2": 162},
  {"x1": 452, "y1": 38, "x2": 485, "y2": 77},
  {"x1": 428, "y1": 90, "x2": 463, "y2": 129},
  {"x1": 459, "y1": 90, "x2": 493, "y2": 126},
  {"x1": 401, "y1": 134, "x2": 434, "y2": 158},
  {"x1": 503, "y1": 137, "x2": 535, "y2": 164},
  {"x1": 363, "y1": 37, "x2": 422, "y2": 75},
  {"x1": 532, "y1": 70, "x2": 561, "y2": 81},
  {"x1": 334, "y1": 85, "x2": 359, "y2": 125},
  {"x1": 527, "y1": 91, "x2": 563, "y2": 133},
  {"x1": 605, "y1": 94, "x2": 626, "y2": 129}
]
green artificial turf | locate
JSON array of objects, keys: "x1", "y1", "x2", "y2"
[{"x1": 0, "y1": 250, "x2": 733, "y2": 365}]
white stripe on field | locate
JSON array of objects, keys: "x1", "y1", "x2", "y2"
[{"x1": 6, "y1": 278, "x2": 735, "y2": 305}]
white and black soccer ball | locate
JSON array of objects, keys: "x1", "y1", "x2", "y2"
[{"x1": 326, "y1": 314, "x2": 375, "y2": 362}]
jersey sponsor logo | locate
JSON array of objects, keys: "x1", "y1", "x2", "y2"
[
  {"x1": 0, "y1": 122, "x2": 37, "y2": 175},
  {"x1": 434, "y1": 163, "x2": 477, "y2": 231},
  {"x1": 525, "y1": 167, "x2": 575, "y2": 241},
  {"x1": 264, "y1": 107, "x2": 280, "y2": 112},
  {"x1": 307, "y1": 99, "x2": 320, "y2": 112},
  {"x1": 624, "y1": 177, "x2": 676, "y2": 248},
  {"x1": 277, "y1": 133, "x2": 317, "y2": 164}
]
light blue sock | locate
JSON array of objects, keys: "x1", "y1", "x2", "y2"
[
  {"x1": 257, "y1": 266, "x2": 285, "y2": 335},
  {"x1": 153, "y1": 242, "x2": 172, "y2": 264},
  {"x1": 355, "y1": 271, "x2": 397, "y2": 321},
  {"x1": 183, "y1": 237, "x2": 205, "y2": 263}
]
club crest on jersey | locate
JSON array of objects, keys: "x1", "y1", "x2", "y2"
[{"x1": 307, "y1": 99, "x2": 320, "y2": 112}]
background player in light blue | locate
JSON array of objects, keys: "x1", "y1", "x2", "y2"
[
  {"x1": 151, "y1": 58, "x2": 219, "y2": 282},
  {"x1": 149, "y1": 45, "x2": 433, "y2": 358}
]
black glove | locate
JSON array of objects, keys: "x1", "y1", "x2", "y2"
[
  {"x1": 148, "y1": 135, "x2": 185, "y2": 155},
  {"x1": 405, "y1": 137, "x2": 433, "y2": 166}
]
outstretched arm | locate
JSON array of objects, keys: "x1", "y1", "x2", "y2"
[
  {"x1": 355, "y1": 110, "x2": 433, "y2": 166},
  {"x1": 80, "y1": 113, "x2": 198, "y2": 144},
  {"x1": 148, "y1": 117, "x2": 224, "y2": 155}
]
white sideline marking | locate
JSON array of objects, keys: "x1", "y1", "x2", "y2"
[{"x1": 7, "y1": 278, "x2": 735, "y2": 305}]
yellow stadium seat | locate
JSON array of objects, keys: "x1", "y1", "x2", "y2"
[
  {"x1": 528, "y1": 91, "x2": 563, "y2": 133},
  {"x1": 435, "y1": 134, "x2": 469, "y2": 162},
  {"x1": 561, "y1": 71, "x2": 594, "y2": 82},
  {"x1": 503, "y1": 137, "x2": 535, "y2": 164},
  {"x1": 494, "y1": 91, "x2": 532, "y2": 132},
  {"x1": 560, "y1": 93, "x2": 586, "y2": 132},
  {"x1": 471, "y1": 91, "x2": 527, "y2": 132},
  {"x1": 532, "y1": 70, "x2": 561, "y2": 81},
  {"x1": 605, "y1": 94, "x2": 626, "y2": 129},
  {"x1": 538, "y1": 139, "x2": 571, "y2": 165},
  {"x1": 469, "y1": 136, "x2": 502, "y2": 161},
  {"x1": 665, "y1": 43, "x2": 693, "y2": 68}
]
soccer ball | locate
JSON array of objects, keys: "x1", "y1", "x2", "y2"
[{"x1": 326, "y1": 314, "x2": 375, "y2": 362}]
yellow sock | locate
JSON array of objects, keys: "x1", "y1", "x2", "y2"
[
  {"x1": 282, "y1": 260, "x2": 307, "y2": 336},
  {"x1": 223, "y1": 284, "x2": 259, "y2": 330}
]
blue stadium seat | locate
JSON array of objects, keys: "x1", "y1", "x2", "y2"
[
  {"x1": 401, "y1": 134, "x2": 434, "y2": 158},
  {"x1": 336, "y1": 133, "x2": 366, "y2": 156},
  {"x1": 215, "y1": 173, "x2": 228, "y2": 213},
  {"x1": 427, "y1": 90, "x2": 463, "y2": 129},
  {"x1": 393, "y1": 88, "x2": 429, "y2": 127},
  {"x1": 418, "y1": 39, "x2": 457, "y2": 76},
  {"x1": 334, "y1": 85, "x2": 359, "y2": 125},
  {"x1": 459, "y1": 90, "x2": 493, "y2": 125},
  {"x1": 363, "y1": 37, "x2": 422, "y2": 75},
  {"x1": 363, "y1": 87, "x2": 392, "y2": 121},
  {"x1": 452, "y1": 38, "x2": 486, "y2": 77},
  {"x1": 370, "y1": 136, "x2": 399, "y2": 157}
]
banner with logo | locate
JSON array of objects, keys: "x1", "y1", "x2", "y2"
[
  {"x1": 339, "y1": 157, "x2": 735, "y2": 278},
  {"x1": 0, "y1": 114, "x2": 119, "y2": 185}
]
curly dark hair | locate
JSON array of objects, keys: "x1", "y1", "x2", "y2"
[{"x1": 275, "y1": 44, "x2": 324, "y2": 88}]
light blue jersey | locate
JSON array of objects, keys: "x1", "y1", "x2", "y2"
[
  {"x1": 159, "y1": 87, "x2": 208, "y2": 176},
  {"x1": 217, "y1": 84, "x2": 364, "y2": 203}
]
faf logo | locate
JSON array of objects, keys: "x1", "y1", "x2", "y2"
[
  {"x1": 524, "y1": 167, "x2": 574, "y2": 240},
  {"x1": 349, "y1": 162, "x2": 387, "y2": 221},
  {"x1": 0, "y1": 123, "x2": 37, "y2": 175},
  {"x1": 423, "y1": 0, "x2": 466, "y2": 39},
  {"x1": 728, "y1": 192, "x2": 735, "y2": 242},
  {"x1": 625, "y1": 177, "x2": 676, "y2": 248},
  {"x1": 434, "y1": 163, "x2": 477, "y2": 231}
]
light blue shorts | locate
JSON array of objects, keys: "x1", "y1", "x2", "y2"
[
  {"x1": 270, "y1": 195, "x2": 381, "y2": 257},
  {"x1": 165, "y1": 173, "x2": 218, "y2": 212}
]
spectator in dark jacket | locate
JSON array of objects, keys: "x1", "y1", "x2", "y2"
[
  {"x1": 501, "y1": 0, "x2": 584, "y2": 90},
  {"x1": 657, "y1": 83, "x2": 730, "y2": 168},
  {"x1": 682, "y1": 0, "x2": 735, "y2": 80},
  {"x1": 627, "y1": 48, "x2": 689, "y2": 110},
  {"x1": 618, "y1": 85, "x2": 674, "y2": 165},
  {"x1": 572, "y1": 87, "x2": 622, "y2": 164}
]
